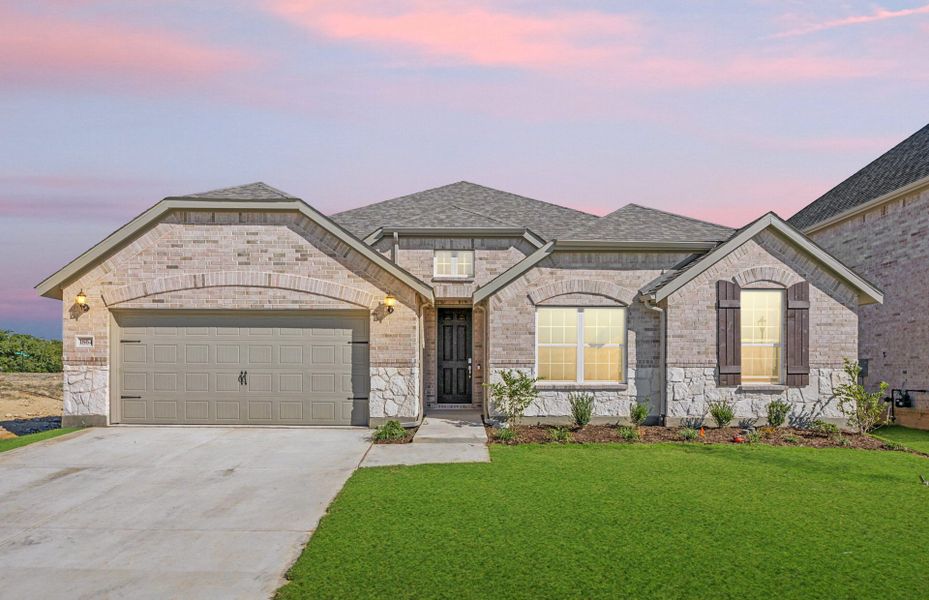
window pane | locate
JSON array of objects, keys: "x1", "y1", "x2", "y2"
[
  {"x1": 741, "y1": 290, "x2": 782, "y2": 344},
  {"x1": 742, "y1": 345, "x2": 781, "y2": 384},
  {"x1": 584, "y1": 308, "x2": 624, "y2": 345},
  {"x1": 456, "y1": 251, "x2": 474, "y2": 277},
  {"x1": 740, "y1": 290, "x2": 783, "y2": 385},
  {"x1": 538, "y1": 346, "x2": 577, "y2": 381},
  {"x1": 434, "y1": 251, "x2": 452, "y2": 276},
  {"x1": 538, "y1": 308, "x2": 577, "y2": 344},
  {"x1": 583, "y1": 346, "x2": 622, "y2": 382}
]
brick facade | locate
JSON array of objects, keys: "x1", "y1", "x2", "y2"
[
  {"x1": 61, "y1": 209, "x2": 424, "y2": 426},
  {"x1": 807, "y1": 186, "x2": 929, "y2": 393},
  {"x1": 663, "y1": 231, "x2": 859, "y2": 425}
]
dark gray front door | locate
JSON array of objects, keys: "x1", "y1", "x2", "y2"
[{"x1": 437, "y1": 308, "x2": 472, "y2": 404}]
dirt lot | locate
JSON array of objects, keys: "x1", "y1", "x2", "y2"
[{"x1": 0, "y1": 373, "x2": 63, "y2": 438}]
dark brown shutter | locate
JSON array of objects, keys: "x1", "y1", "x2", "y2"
[
  {"x1": 717, "y1": 280, "x2": 741, "y2": 386},
  {"x1": 786, "y1": 281, "x2": 810, "y2": 387}
]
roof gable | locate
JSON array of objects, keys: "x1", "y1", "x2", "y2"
[
  {"x1": 330, "y1": 181, "x2": 599, "y2": 240},
  {"x1": 35, "y1": 183, "x2": 434, "y2": 302},
  {"x1": 789, "y1": 123, "x2": 929, "y2": 230},
  {"x1": 177, "y1": 182, "x2": 298, "y2": 200},
  {"x1": 563, "y1": 203, "x2": 733, "y2": 243},
  {"x1": 641, "y1": 213, "x2": 883, "y2": 305}
]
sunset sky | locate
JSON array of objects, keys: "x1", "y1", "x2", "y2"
[{"x1": 2, "y1": 1, "x2": 928, "y2": 339}]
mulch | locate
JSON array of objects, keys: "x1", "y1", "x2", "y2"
[{"x1": 485, "y1": 424, "x2": 917, "y2": 454}]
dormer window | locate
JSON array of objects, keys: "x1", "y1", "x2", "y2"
[{"x1": 434, "y1": 250, "x2": 474, "y2": 279}]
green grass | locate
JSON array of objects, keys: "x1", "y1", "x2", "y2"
[
  {"x1": 872, "y1": 425, "x2": 929, "y2": 454},
  {"x1": 0, "y1": 428, "x2": 78, "y2": 454},
  {"x1": 277, "y1": 444, "x2": 929, "y2": 600}
]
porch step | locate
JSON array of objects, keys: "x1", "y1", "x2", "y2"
[
  {"x1": 426, "y1": 403, "x2": 481, "y2": 411},
  {"x1": 413, "y1": 410, "x2": 488, "y2": 444}
]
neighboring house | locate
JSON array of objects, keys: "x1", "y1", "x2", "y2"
[
  {"x1": 37, "y1": 181, "x2": 881, "y2": 428},
  {"x1": 790, "y1": 123, "x2": 929, "y2": 398}
]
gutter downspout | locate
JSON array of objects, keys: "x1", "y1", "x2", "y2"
[{"x1": 643, "y1": 298, "x2": 667, "y2": 426}]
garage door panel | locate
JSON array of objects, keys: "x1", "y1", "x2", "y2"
[{"x1": 114, "y1": 312, "x2": 369, "y2": 425}]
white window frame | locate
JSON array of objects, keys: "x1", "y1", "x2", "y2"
[
  {"x1": 740, "y1": 289, "x2": 786, "y2": 386},
  {"x1": 535, "y1": 306, "x2": 626, "y2": 384},
  {"x1": 433, "y1": 250, "x2": 474, "y2": 279}
]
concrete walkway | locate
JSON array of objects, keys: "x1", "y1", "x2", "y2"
[
  {"x1": 0, "y1": 426, "x2": 371, "y2": 600},
  {"x1": 362, "y1": 410, "x2": 489, "y2": 467}
]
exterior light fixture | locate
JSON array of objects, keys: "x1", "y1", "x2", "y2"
[
  {"x1": 384, "y1": 293, "x2": 397, "y2": 314},
  {"x1": 75, "y1": 290, "x2": 90, "y2": 313}
]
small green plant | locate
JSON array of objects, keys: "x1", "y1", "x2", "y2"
[
  {"x1": 569, "y1": 392, "x2": 594, "y2": 428},
  {"x1": 882, "y1": 440, "x2": 905, "y2": 451},
  {"x1": 810, "y1": 419, "x2": 839, "y2": 437},
  {"x1": 766, "y1": 400, "x2": 791, "y2": 428},
  {"x1": 495, "y1": 427, "x2": 516, "y2": 442},
  {"x1": 783, "y1": 434, "x2": 800, "y2": 444},
  {"x1": 484, "y1": 370, "x2": 539, "y2": 430},
  {"x1": 746, "y1": 431, "x2": 762, "y2": 444},
  {"x1": 680, "y1": 427, "x2": 699, "y2": 442},
  {"x1": 629, "y1": 400, "x2": 649, "y2": 427},
  {"x1": 835, "y1": 359, "x2": 890, "y2": 435},
  {"x1": 835, "y1": 435, "x2": 852, "y2": 448},
  {"x1": 550, "y1": 426, "x2": 573, "y2": 443},
  {"x1": 617, "y1": 425, "x2": 640, "y2": 441},
  {"x1": 708, "y1": 399, "x2": 735, "y2": 428},
  {"x1": 372, "y1": 420, "x2": 407, "y2": 441}
]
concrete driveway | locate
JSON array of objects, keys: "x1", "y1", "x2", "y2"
[{"x1": 0, "y1": 427, "x2": 371, "y2": 599}]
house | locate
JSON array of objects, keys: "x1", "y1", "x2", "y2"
[
  {"x1": 37, "y1": 181, "x2": 882, "y2": 428},
  {"x1": 789, "y1": 123, "x2": 929, "y2": 424}
]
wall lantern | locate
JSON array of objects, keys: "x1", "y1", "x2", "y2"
[
  {"x1": 384, "y1": 293, "x2": 397, "y2": 314},
  {"x1": 75, "y1": 290, "x2": 90, "y2": 313}
]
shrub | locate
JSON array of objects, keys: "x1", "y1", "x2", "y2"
[
  {"x1": 809, "y1": 419, "x2": 839, "y2": 437},
  {"x1": 835, "y1": 359, "x2": 889, "y2": 435},
  {"x1": 766, "y1": 400, "x2": 791, "y2": 428},
  {"x1": 758, "y1": 426, "x2": 777, "y2": 439},
  {"x1": 629, "y1": 400, "x2": 649, "y2": 427},
  {"x1": 569, "y1": 392, "x2": 594, "y2": 428},
  {"x1": 617, "y1": 425, "x2": 640, "y2": 441},
  {"x1": 679, "y1": 427, "x2": 699, "y2": 442},
  {"x1": 708, "y1": 400, "x2": 735, "y2": 428},
  {"x1": 495, "y1": 427, "x2": 516, "y2": 443},
  {"x1": 746, "y1": 431, "x2": 762, "y2": 444},
  {"x1": 783, "y1": 434, "x2": 800, "y2": 444},
  {"x1": 0, "y1": 330, "x2": 62, "y2": 373},
  {"x1": 372, "y1": 420, "x2": 407, "y2": 441},
  {"x1": 484, "y1": 370, "x2": 539, "y2": 430},
  {"x1": 882, "y1": 440, "x2": 905, "y2": 451},
  {"x1": 550, "y1": 426, "x2": 573, "y2": 443},
  {"x1": 835, "y1": 435, "x2": 852, "y2": 448}
]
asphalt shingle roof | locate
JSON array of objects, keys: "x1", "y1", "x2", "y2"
[
  {"x1": 330, "y1": 181, "x2": 600, "y2": 240},
  {"x1": 564, "y1": 203, "x2": 733, "y2": 243},
  {"x1": 789, "y1": 123, "x2": 929, "y2": 230},
  {"x1": 180, "y1": 182, "x2": 297, "y2": 200}
]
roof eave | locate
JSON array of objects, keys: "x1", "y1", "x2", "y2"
[
  {"x1": 555, "y1": 240, "x2": 719, "y2": 251},
  {"x1": 36, "y1": 197, "x2": 435, "y2": 304},
  {"x1": 801, "y1": 173, "x2": 929, "y2": 234},
  {"x1": 648, "y1": 213, "x2": 883, "y2": 306}
]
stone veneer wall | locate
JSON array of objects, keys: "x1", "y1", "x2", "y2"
[
  {"x1": 485, "y1": 251, "x2": 689, "y2": 423},
  {"x1": 61, "y1": 209, "x2": 424, "y2": 426},
  {"x1": 663, "y1": 230, "x2": 859, "y2": 426},
  {"x1": 807, "y1": 186, "x2": 929, "y2": 392}
]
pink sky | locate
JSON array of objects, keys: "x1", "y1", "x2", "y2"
[{"x1": 2, "y1": 1, "x2": 928, "y2": 338}]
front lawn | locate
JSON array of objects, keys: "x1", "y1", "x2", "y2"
[
  {"x1": 278, "y1": 443, "x2": 929, "y2": 600},
  {"x1": 872, "y1": 425, "x2": 929, "y2": 454},
  {"x1": 0, "y1": 427, "x2": 79, "y2": 454}
]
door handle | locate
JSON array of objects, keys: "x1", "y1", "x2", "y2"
[
  {"x1": 238, "y1": 371, "x2": 245, "y2": 385},
  {"x1": 468, "y1": 357, "x2": 472, "y2": 379},
  {"x1": 243, "y1": 371, "x2": 248, "y2": 386}
]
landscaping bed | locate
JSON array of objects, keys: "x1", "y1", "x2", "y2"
[
  {"x1": 371, "y1": 420, "x2": 417, "y2": 444},
  {"x1": 485, "y1": 423, "x2": 910, "y2": 453}
]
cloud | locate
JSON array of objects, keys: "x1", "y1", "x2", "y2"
[
  {"x1": 0, "y1": 6, "x2": 254, "y2": 88},
  {"x1": 266, "y1": 1, "x2": 640, "y2": 69},
  {"x1": 772, "y1": 3, "x2": 929, "y2": 38},
  {"x1": 265, "y1": 1, "x2": 887, "y2": 88}
]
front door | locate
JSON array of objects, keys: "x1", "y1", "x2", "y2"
[{"x1": 437, "y1": 308, "x2": 472, "y2": 403}]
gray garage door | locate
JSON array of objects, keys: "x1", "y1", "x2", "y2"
[{"x1": 112, "y1": 312, "x2": 369, "y2": 425}]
